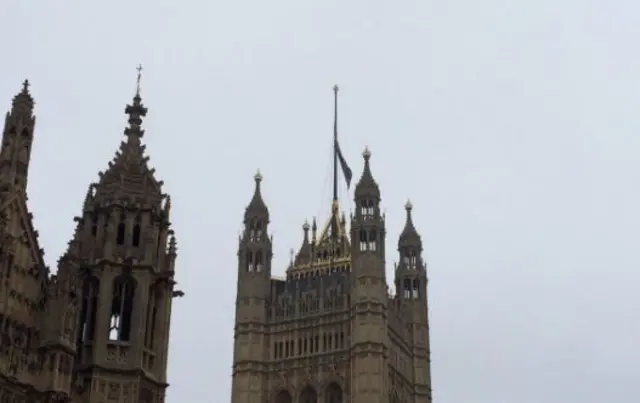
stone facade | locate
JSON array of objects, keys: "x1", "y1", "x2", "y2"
[
  {"x1": 0, "y1": 81, "x2": 181, "y2": 403},
  {"x1": 231, "y1": 148, "x2": 432, "y2": 403}
]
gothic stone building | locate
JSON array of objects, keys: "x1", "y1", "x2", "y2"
[
  {"x1": 0, "y1": 81, "x2": 179, "y2": 403},
  {"x1": 231, "y1": 149, "x2": 433, "y2": 403}
]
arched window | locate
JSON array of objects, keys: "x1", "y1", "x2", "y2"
[
  {"x1": 325, "y1": 383, "x2": 343, "y2": 403},
  {"x1": 299, "y1": 386, "x2": 317, "y2": 403},
  {"x1": 403, "y1": 279, "x2": 411, "y2": 299},
  {"x1": 144, "y1": 286, "x2": 161, "y2": 349},
  {"x1": 255, "y1": 250, "x2": 264, "y2": 272},
  {"x1": 109, "y1": 276, "x2": 136, "y2": 341},
  {"x1": 246, "y1": 252, "x2": 254, "y2": 272},
  {"x1": 78, "y1": 277, "x2": 99, "y2": 344},
  {"x1": 368, "y1": 230, "x2": 377, "y2": 251},
  {"x1": 412, "y1": 279, "x2": 420, "y2": 299},
  {"x1": 116, "y1": 214, "x2": 126, "y2": 245},
  {"x1": 132, "y1": 215, "x2": 141, "y2": 247},
  {"x1": 91, "y1": 213, "x2": 98, "y2": 236},
  {"x1": 410, "y1": 249, "x2": 417, "y2": 268},
  {"x1": 359, "y1": 230, "x2": 367, "y2": 252},
  {"x1": 275, "y1": 390, "x2": 292, "y2": 403}
]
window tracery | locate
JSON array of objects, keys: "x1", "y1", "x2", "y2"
[{"x1": 109, "y1": 276, "x2": 135, "y2": 341}]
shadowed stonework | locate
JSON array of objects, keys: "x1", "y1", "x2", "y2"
[{"x1": 0, "y1": 80, "x2": 182, "y2": 403}]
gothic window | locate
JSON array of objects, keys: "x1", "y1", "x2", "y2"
[
  {"x1": 255, "y1": 251, "x2": 264, "y2": 272},
  {"x1": 132, "y1": 216, "x2": 141, "y2": 247},
  {"x1": 359, "y1": 230, "x2": 367, "y2": 251},
  {"x1": 410, "y1": 249, "x2": 417, "y2": 268},
  {"x1": 116, "y1": 214, "x2": 126, "y2": 245},
  {"x1": 403, "y1": 279, "x2": 411, "y2": 299},
  {"x1": 144, "y1": 286, "x2": 160, "y2": 350},
  {"x1": 339, "y1": 332, "x2": 345, "y2": 348},
  {"x1": 284, "y1": 341, "x2": 290, "y2": 357},
  {"x1": 368, "y1": 230, "x2": 377, "y2": 251},
  {"x1": 299, "y1": 386, "x2": 317, "y2": 403},
  {"x1": 109, "y1": 276, "x2": 136, "y2": 342},
  {"x1": 412, "y1": 279, "x2": 420, "y2": 299},
  {"x1": 275, "y1": 390, "x2": 292, "y2": 403},
  {"x1": 315, "y1": 335, "x2": 319, "y2": 352},
  {"x1": 91, "y1": 213, "x2": 98, "y2": 236},
  {"x1": 325, "y1": 383, "x2": 343, "y2": 403},
  {"x1": 78, "y1": 277, "x2": 99, "y2": 343},
  {"x1": 298, "y1": 338, "x2": 302, "y2": 355},
  {"x1": 246, "y1": 252, "x2": 254, "y2": 272},
  {"x1": 249, "y1": 219, "x2": 263, "y2": 241}
]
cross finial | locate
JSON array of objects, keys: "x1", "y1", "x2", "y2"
[
  {"x1": 136, "y1": 64, "x2": 143, "y2": 95},
  {"x1": 22, "y1": 79, "x2": 30, "y2": 93}
]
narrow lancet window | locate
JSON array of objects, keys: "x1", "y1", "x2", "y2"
[
  {"x1": 368, "y1": 230, "x2": 377, "y2": 251},
  {"x1": 109, "y1": 276, "x2": 135, "y2": 341},
  {"x1": 132, "y1": 215, "x2": 141, "y2": 247},
  {"x1": 255, "y1": 250, "x2": 264, "y2": 272},
  {"x1": 78, "y1": 277, "x2": 99, "y2": 343},
  {"x1": 359, "y1": 230, "x2": 367, "y2": 251},
  {"x1": 412, "y1": 279, "x2": 420, "y2": 299},
  {"x1": 116, "y1": 214, "x2": 126, "y2": 245},
  {"x1": 144, "y1": 286, "x2": 160, "y2": 349},
  {"x1": 246, "y1": 252, "x2": 254, "y2": 272},
  {"x1": 403, "y1": 279, "x2": 411, "y2": 299}
]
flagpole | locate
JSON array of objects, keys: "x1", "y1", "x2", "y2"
[
  {"x1": 332, "y1": 85, "x2": 339, "y2": 203},
  {"x1": 331, "y1": 85, "x2": 339, "y2": 273}
]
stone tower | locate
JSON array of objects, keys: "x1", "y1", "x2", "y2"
[
  {"x1": 0, "y1": 77, "x2": 181, "y2": 403},
  {"x1": 231, "y1": 171, "x2": 273, "y2": 403},
  {"x1": 230, "y1": 90, "x2": 433, "y2": 403},
  {"x1": 68, "y1": 82, "x2": 178, "y2": 403}
]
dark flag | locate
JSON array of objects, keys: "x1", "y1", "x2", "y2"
[
  {"x1": 333, "y1": 85, "x2": 352, "y2": 189},
  {"x1": 335, "y1": 139, "x2": 352, "y2": 189}
]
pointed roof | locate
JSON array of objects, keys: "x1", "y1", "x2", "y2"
[
  {"x1": 398, "y1": 199, "x2": 422, "y2": 249},
  {"x1": 354, "y1": 146, "x2": 380, "y2": 200},
  {"x1": 294, "y1": 220, "x2": 312, "y2": 265},
  {"x1": 93, "y1": 82, "x2": 164, "y2": 207},
  {"x1": 9, "y1": 80, "x2": 34, "y2": 116},
  {"x1": 244, "y1": 170, "x2": 269, "y2": 223}
]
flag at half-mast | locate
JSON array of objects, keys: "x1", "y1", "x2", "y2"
[{"x1": 333, "y1": 85, "x2": 353, "y2": 188}]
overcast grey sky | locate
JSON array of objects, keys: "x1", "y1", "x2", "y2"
[{"x1": 2, "y1": 1, "x2": 639, "y2": 402}]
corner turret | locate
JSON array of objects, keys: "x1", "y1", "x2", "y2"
[{"x1": 0, "y1": 80, "x2": 36, "y2": 191}]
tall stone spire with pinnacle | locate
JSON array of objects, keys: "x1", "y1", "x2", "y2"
[
  {"x1": 232, "y1": 170, "x2": 273, "y2": 403},
  {"x1": 93, "y1": 64, "x2": 164, "y2": 207},
  {"x1": 0, "y1": 80, "x2": 36, "y2": 191},
  {"x1": 63, "y1": 67, "x2": 180, "y2": 403}
]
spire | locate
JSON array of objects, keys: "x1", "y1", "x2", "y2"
[
  {"x1": 0, "y1": 80, "x2": 36, "y2": 191},
  {"x1": 354, "y1": 146, "x2": 380, "y2": 200},
  {"x1": 398, "y1": 199, "x2": 422, "y2": 249},
  {"x1": 244, "y1": 170, "x2": 269, "y2": 223},
  {"x1": 124, "y1": 64, "x2": 148, "y2": 146},
  {"x1": 11, "y1": 80, "x2": 34, "y2": 114},
  {"x1": 82, "y1": 183, "x2": 95, "y2": 211},
  {"x1": 93, "y1": 65, "x2": 163, "y2": 205},
  {"x1": 294, "y1": 220, "x2": 312, "y2": 265}
]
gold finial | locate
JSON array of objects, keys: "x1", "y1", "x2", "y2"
[{"x1": 136, "y1": 64, "x2": 143, "y2": 95}]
